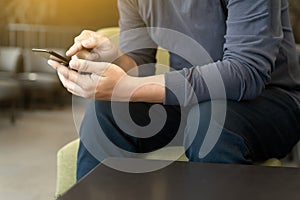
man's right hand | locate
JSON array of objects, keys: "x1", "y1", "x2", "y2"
[{"x1": 66, "y1": 30, "x2": 120, "y2": 63}]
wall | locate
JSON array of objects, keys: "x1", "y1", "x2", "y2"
[
  {"x1": 55, "y1": 0, "x2": 119, "y2": 28},
  {"x1": 0, "y1": 0, "x2": 119, "y2": 48},
  {"x1": 0, "y1": 0, "x2": 299, "y2": 45},
  {"x1": 0, "y1": 0, "x2": 119, "y2": 28}
]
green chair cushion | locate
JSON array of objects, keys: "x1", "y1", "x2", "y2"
[{"x1": 55, "y1": 139, "x2": 80, "y2": 198}]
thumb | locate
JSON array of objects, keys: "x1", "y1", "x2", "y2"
[{"x1": 69, "y1": 59, "x2": 110, "y2": 75}]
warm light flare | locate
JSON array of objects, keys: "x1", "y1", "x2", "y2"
[{"x1": 0, "y1": 0, "x2": 119, "y2": 27}]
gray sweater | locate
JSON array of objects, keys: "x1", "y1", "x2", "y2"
[{"x1": 118, "y1": 0, "x2": 300, "y2": 106}]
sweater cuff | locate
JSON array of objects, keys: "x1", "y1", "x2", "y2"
[{"x1": 164, "y1": 71, "x2": 186, "y2": 106}]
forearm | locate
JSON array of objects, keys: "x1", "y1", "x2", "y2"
[
  {"x1": 113, "y1": 51, "x2": 138, "y2": 76},
  {"x1": 126, "y1": 74, "x2": 165, "y2": 103}
]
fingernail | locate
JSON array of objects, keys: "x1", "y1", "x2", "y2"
[
  {"x1": 48, "y1": 60, "x2": 54, "y2": 65},
  {"x1": 66, "y1": 49, "x2": 73, "y2": 56},
  {"x1": 70, "y1": 60, "x2": 79, "y2": 69},
  {"x1": 82, "y1": 40, "x2": 90, "y2": 46},
  {"x1": 72, "y1": 55, "x2": 78, "y2": 59}
]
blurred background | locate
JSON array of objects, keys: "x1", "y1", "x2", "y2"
[
  {"x1": 0, "y1": 1, "x2": 119, "y2": 200},
  {"x1": 0, "y1": 0, "x2": 119, "y2": 47},
  {"x1": 0, "y1": 0, "x2": 299, "y2": 200}
]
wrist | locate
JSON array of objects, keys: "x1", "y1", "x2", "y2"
[{"x1": 128, "y1": 75, "x2": 165, "y2": 103}]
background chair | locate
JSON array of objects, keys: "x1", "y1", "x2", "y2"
[
  {"x1": 18, "y1": 48, "x2": 67, "y2": 108},
  {"x1": 0, "y1": 47, "x2": 23, "y2": 123},
  {"x1": 55, "y1": 27, "x2": 283, "y2": 198}
]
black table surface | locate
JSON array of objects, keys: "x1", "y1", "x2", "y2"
[{"x1": 57, "y1": 158, "x2": 300, "y2": 200}]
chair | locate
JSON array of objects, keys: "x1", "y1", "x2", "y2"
[
  {"x1": 0, "y1": 47, "x2": 23, "y2": 123},
  {"x1": 296, "y1": 44, "x2": 300, "y2": 63},
  {"x1": 0, "y1": 47, "x2": 23, "y2": 77},
  {"x1": 18, "y1": 48, "x2": 66, "y2": 108},
  {"x1": 55, "y1": 27, "x2": 282, "y2": 198},
  {"x1": 0, "y1": 79, "x2": 21, "y2": 124}
]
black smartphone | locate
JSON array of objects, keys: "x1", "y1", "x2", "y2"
[{"x1": 32, "y1": 48, "x2": 71, "y2": 66}]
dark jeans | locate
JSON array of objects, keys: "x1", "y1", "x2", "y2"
[{"x1": 77, "y1": 87, "x2": 300, "y2": 180}]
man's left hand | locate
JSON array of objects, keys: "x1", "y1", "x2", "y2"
[{"x1": 48, "y1": 59, "x2": 129, "y2": 100}]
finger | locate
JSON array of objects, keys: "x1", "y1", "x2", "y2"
[
  {"x1": 57, "y1": 71, "x2": 70, "y2": 88},
  {"x1": 66, "y1": 41, "x2": 84, "y2": 57},
  {"x1": 66, "y1": 30, "x2": 92, "y2": 56},
  {"x1": 56, "y1": 61, "x2": 99, "y2": 94},
  {"x1": 56, "y1": 63, "x2": 80, "y2": 83},
  {"x1": 58, "y1": 71, "x2": 97, "y2": 99},
  {"x1": 75, "y1": 49, "x2": 100, "y2": 61},
  {"x1": 67, "y1": 87, "x2": 82, "y2": 98},
  {"x1": 49, "y1": 59, "x2": 103, "y2": 84},
  {"x1": 69, "y1": 59, "x2": 111, "y2": 75},
  {"x1": 48, "y1": 59, "x2": 58, "y2": 70},
  {"x1": 49, "y1": 59, "x2": 82, "y2": 88},
  {"x1": 67, "y1": 31, "x2": 101, "y2": 57},
  {"x1": 81, "y1": 34, "x2": 107, "y2": 49},
  {"x1": 48, "y1": 60, "x2": 72, "y2": 87},
  {"x1": 75, "y1": 49, "x2": 90, "y2": 59},
  {"x1": 57, "y1": 72, "x2": 84, "y2": 96},
  {"x1": 48, "y1": 59, "x2": 67, "y2": 71}
]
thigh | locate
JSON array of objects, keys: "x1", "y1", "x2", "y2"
[
  {"x1": 184, "y1": 87, "x2": 300, "y2": 163},
  {"x1": 93, "y1": 101, "x2": 183, "y2": 153},
  {"x1": 78, "y1": 101, "x2": 183, "y2": 179},
  {"x1": 224, "y1": 88, "x2": 300, "y2": 161}
]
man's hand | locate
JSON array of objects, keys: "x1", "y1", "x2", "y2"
[
  {"x1": 66, "y1": 30, "x2": 119, "y2": 63},
  {"x1": 66, "y1": 30, "x2": 138, "y2": 74},
  {"x1": 48, "y1": 58, "x2": 129, "y2": 100},
  {"x1": 49, "y1": 29, "x2": 164, "y2": 102},
  {"x1": 48, "y1": 58, "x2": 165, "y2": 103}
]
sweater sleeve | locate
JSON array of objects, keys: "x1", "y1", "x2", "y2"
[
  {"x1": 164, "y1": 0, "x2": 284, "y2": 106},
  {"x1": 118, "y1": 0, "x2": 158, "y2": 71}
]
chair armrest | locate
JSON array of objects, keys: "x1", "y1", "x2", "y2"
[{"x1": 55, "y1": 139, "x2": 80, "y2": 198}]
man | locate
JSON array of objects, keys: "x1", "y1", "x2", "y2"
[{"x1": 49, "y1": 0, "x2": 300, "y2": 180}]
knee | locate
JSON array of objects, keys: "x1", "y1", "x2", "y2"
[
  {"x1": 186, "y1": 129, "x2": 253, "y2": 164},
  {"x1": 76, "y1": 141, "x2": 100, "y2": 181},
  {"x1": 94, "y1": 101, "x2": 113, "y2": 119},
  {"x1": 184, "y1": 102, "x2": 253, "y2": 164},
  {"x1": 79, "y1": 101, "x2": 113, "y2": 137}
]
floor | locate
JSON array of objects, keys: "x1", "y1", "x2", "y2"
[{"x1": 0, "y1": 106, "x2": 78, "y2": 200}]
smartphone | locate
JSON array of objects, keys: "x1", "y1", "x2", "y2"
[{"x1": 32, "y1": 48, "x2": 71, "y2": 66}]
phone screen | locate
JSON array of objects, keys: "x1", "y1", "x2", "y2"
[{"x1": 32, "y1": 48, "x2": 70, "y2": 66}]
